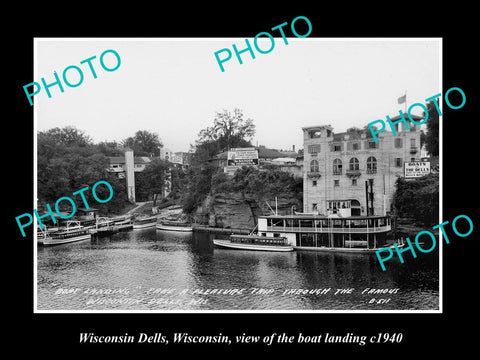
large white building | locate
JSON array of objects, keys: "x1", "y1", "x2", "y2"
[{"x1": 302, "y1": 116, "x2": 422, "y2": 216}]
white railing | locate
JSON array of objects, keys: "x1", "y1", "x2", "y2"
[{"x1": 265, "y1": 225, "x2": 391, "y2": 233}]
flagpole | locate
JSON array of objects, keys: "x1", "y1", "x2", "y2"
[{"x1": 404, "y1": 90, "x2": 407, "y2": 114}]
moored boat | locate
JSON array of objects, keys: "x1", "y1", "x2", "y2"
[
  {"x1": 256, "y1": 213, "x2": 403, "y2": 253},
  {"x1": 213, "y1": 234, "x2": 294, "y2": 252},
  {"x1": 156, "y1": 219, "x2": 193, "y2": 232},
  {"x1": 133, "y1": 216, "x2": 157, "y2": 229},
  {"x1": 41, "y1": 221, "x2": 91, "y2": 246},
  {"x1": 110, "y1": 215, "x2": 133, "y2": 226},
  {"x1": 37, "y1": 226, "x2": 61, "y2": 245}
]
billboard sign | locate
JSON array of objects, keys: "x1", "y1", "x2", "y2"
[
  {"x1": 170, "y1": 154, "x2": 183, "y2": 165},
  {"x1": 225, "y1": 148, "x2": 259, "y2": 174},
  {"x1": 227, "y1": 148, "x2": 259, "y2": 167},
  {"x1": 404, "y1": 161, "x2": 430, "y2": 178}
]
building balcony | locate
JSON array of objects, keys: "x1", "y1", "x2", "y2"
[
  {"x1": 307, "y1": 171, "x2": 321, "y2": 179},
  {"x1": 333, "y1": 170, "x2": 342, "y2": 175},
  {"x1": 410, "y1": 147, "x2": 418, "y2": 154},
  {"x1": 345, "y1": 169, "x2": 361, "y2": 178},
  {"x1": 366, "y1": 168, "x2": 377, "y2": 174}
]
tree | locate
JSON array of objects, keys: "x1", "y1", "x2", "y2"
[
  {"x1": 121, "y1": 130, "x2": 163, "y2": 156},
  {"x1": 363, "y1": 124, "x2": 377, "y2": 132},
  {"x1": 192, "y1": 108, "x2": 255, "y2": 164},
  {"x1": 135, "y1": 158, "x2": 169, "y2": 206},
  {"x1": 424, "y1": 99, "x2": 439, "y2": 156},
  {"x1": 420, "y1": 129, "x2": 426, "y2": 149},
  {"x1": 39, "y1": 126, "x2": 92, "y2": 147},
  {"x1": 197, "y1": 108, "x2": 255, "y2": 151},
  {"x1": 181, "y1": 108, "x2": 256, "y2": 213},
  {"x1": 37, "y1": 127, "x2": 128, "y2": 215},
  {"x1": 347, "y1": 127, "x2": 361, "y2": 132},
  {"x1": 392, "y1": 173, "x2": 439, "y2": 226},
  {"x1": 181, "y1": 164, "x2": 216, "y2": 214},
  {"x1": 97, "y1": 141, "x2": 124, "y2": 156}
]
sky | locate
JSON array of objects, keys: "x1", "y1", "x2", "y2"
[{"x1": 35, "y1": 38, "x2": 441, "y2": 153}]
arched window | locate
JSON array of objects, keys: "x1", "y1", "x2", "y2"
[
  {"x1": 333, "y1": 159, "x2": 342, "y2": 175},
  {"x1": 349, "y1": 157, "x2": 359, "y2": 171},
  {"x1": 310, "y1": 160, "x2": 319, "y2": 173},
  {"x1": 351, "y1": 199, "x2": 361, "y2": 216},
  {"x1": 367, "y1": 156, "x2": 377, "y2": 174}
]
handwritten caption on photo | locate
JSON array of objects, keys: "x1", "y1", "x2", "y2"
[{"x1": 52, "y1": 286, "x2": 400, "y2": 306}]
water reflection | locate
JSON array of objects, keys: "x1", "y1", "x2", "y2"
[{"x1": 36, "y1": 229, "x2": 439, "y2": 311}]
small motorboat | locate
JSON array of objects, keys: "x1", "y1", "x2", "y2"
[
  {"x1": 213, "y1": 234, "x2": 294, "y2": 252},
  {"x1": 156, "y1": 219, "x2": 193, "y2": 232}
]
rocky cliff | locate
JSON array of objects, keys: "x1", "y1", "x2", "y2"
[{"x1": 195, "y1": 191, "x2": 302, "y2": 230}]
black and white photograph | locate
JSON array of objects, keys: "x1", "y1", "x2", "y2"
[
  {"x1": 33, "y1": 38, "x2": 441, "y2": 312},
  {"x1": 9, "y1": 7, "x2": 478, "y2": 355}
]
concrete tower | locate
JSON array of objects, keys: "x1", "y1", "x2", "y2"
[{"x1": 125, "y1": 149, "x2": 136, "y2": 203}]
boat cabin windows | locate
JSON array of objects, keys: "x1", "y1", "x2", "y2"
[
  {"x1": 285, "y1": 219, "x2": 300, "y2": 228},
  {"x1": 331, "y1": 219, "x2": 343, "y2": 228},
  {"x1": 230, "y1": 235, "x2": 288, "y2": 246},
  {"x1": 315, "y1": 219, "x2": 329, "y2": 228},
  {"x1": 299, "y1": 219, "x2": 313, "y2": 228},
  {"x1": 349, "y1": 219, "x2": 367, "y2": 227},
  {"x1": 264, "y1": 216, "x2": 390, "y2": 232},
  {"x1": 267, "y1": 218, "x2": 284, "y2": 227},
  {"x1": 260, "y1": 215, "x2": 391, "y2": 250}
]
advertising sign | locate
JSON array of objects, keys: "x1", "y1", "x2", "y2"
[
  {"x1": 227, "y1": 148, "x2": 259, "y2": 166},
  {"x1": 405, "y1": 161, "x2": 430, "y2": 178},
  {"x1": 225, "y1": 148, "x2": 259, "y2": 174},
  {"x1": 170, "y1": 154, "x2": 183, "y2": 165}
]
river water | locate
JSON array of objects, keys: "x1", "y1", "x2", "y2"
[{"x1": 36, "y1": 228, "x2": 439, "y2": 311}]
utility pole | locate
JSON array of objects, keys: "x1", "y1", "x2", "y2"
[
  {"x1": 369, "y1": 178, "x2": 374, "y2": 215},
  {"x1": 365, "y1": 181, "x2": 369, "y2": 216}
]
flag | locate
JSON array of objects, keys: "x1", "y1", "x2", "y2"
[{"x1": 397, "y1": 94, "x2": 406, "y2": 104}]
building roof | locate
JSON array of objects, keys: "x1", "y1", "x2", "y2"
[
  {"x1": 271, "y1": 157, "x2": 297, "y2": 163},
  {"x1": 302, "y1": 124, "x2": 333, "y2": 131},
  {"x1": 306, "y1": 114, "x2": 425, "y2": 142},
  {"x1": 278, "y1": 150, "x2": 298, "y2": 157}
]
